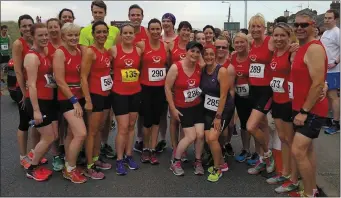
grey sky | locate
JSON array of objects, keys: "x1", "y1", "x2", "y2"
[{"x1": 1, "y1": 1, "x2": 330, "y2": 29}]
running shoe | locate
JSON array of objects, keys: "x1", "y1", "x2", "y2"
[
  {"x1": 155, "y1": 140, "x2": 167, "y2": 153},
  {"x1": 37, "y1": 166, "x2": 53, "y2": 177},
  {"x1": 288, "y1": 189, "x2": 318, "y2": 197},
  {"x1": 150, "y1": 150, "x2": 159, "y2": 165},
  {"x1": 324, "y1": 125, "x2": 340, "y2": 135},
  {"x1": 94, "y1": 157, "x2": 112, "y2": 170},
  {"x1": 20, "y1": 156, "x2": 31, "y2": 169},
  {"x1": 181, "y1": 151, "x2": 189, "y2": 162},
  {"x1": 100, "y1": 144, "x2": 116, "y2": 159},
  {"x1": 275, "y1": 179, "x2": 299, "y2": 193},
  {"x1": 52, "y1": 155, "x2": 64, "y2": 171},
  {"x1": 207, "y1": 168, "x2": 222, "y2": 182},
  {"x1": 141, "y1": 149, "x2": 151, "y2": 163},
  {"x1": 265, "y1": 152, "x2": 275, "y2": 173},
  {"x1": 170, "y1": 160, "x2": 184, "y2": 176},
  {"x1": 133, "y1": 141, "x2": 143, "y2": 153},
  {"x1": 266, "y1": 173, "x2": 290, "y2": 185},
  {"x1": 235, "y1": 150, "x2": 252, "y2": 162},
  {"x1": 116, "y1": 159, "x2": 127, "y2": 175},
  {"x1": 224, "y1": 143, "x2": 235, "y2": 156},
  {"x1": 247, "y1": 160, "x2": 266, "y2": 175},
  {"x1": 247, "y1": 152, "x2": 259, "y2": 166},
  {"x1": 207, "y1": 163, "x2": 229, "y2": 173},
  {"x1": 84, "y1": 165, "x2": 105, "y2": 180},
  {"x1": 26, "y1": 166, "x2": 49, "y2": 181},
  {"x1": 124, "y1": 156, "x2": 139, "y2": 170},
  {"x1": 193, "y1": 160, "x2": 204, "y2": 175},
  {"x1": 63, "y1": 167, "x2": 87, "y2": 184},
  {"x1": 27, "y1": 150, "x2": 48, "y2": 165}
]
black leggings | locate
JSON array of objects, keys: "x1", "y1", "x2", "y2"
[
  {"x1": 139, "y1": 85, "x2": 166, "y2": 128},
  {"x1": 16, "y1": 89, "x2": 30, "y2": 131}
]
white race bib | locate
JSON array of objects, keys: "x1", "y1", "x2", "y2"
[
  {"x1": 100, "y1": 75, "x2": 113, "y2": 91},
  {"x1": 235, "y1": 84, "x2": 249, "y2": 97},
  {"x1": 270, "y1": 77, "x2": 285, "y2": 93},
  {"x1": 288, "y1": 81, "x2": 293, "y2": 99},
  {"x1": 1, "y1": 44, "x2": 8, "y2": 50},
  {"x1": 148, "y1": 68, "x2": 166, "y2": 82},
  {"x1": 204, "y1": 94, "x2": 220, "y2": 111},
  {"x1": 44, "y1": 74, "x2": 57, "y2": 88},
  {"x1": 183, "y1": 87, "x2": 202, "y2": 103},
  {"x1": 249, "y1": 63, "x2": 265, "y2": 78}
]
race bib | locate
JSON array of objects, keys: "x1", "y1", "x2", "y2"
[
  {"x1": 121, "y1": 69, "x2": 139, "y2": 82},
  {"x1": 270, "y1": 77, "x2": 285, "y2": 93},
  {"x1": 183, "y1": 87, "x2": 202, "y2": 103},
  {"x1": 148, "y1": 68, "x2": 166, "y2": 82},
  {"x1": 1, "y1": 44, "x2": 8, "y2": 50},
  {"x1": 204, "y1": 95, "x2": 220, "y2": 111},
  {"x1": 235, "y1": 84, "x2": 249, "y2": 97},
  {"x1": 249, "y1": 63, "x2": 265, "y2": 78},
  {"x1": 288, "y1": 81, "x2": 293, "y2": 99},
  {"x1": 100, "y1": 75, "x2": 113, "y2": 91},
  {"x1": 44, "y1": 74, "x2": 57, "y2": 88}
]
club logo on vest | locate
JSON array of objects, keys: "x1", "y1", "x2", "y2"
[
  {"x1": 152, "y1": 56, "x2": 161, "y2": 63},
  {"x1": 104, "y1": 57, "x2": 110, "y2": 67},
  {"x1": 187, "y1": 79, "x2": 196, "y2": 87},
  {"x1": 249, "y1": 54, "x2": 257, "y2": 62},
  {"x1": 236, "y1": 71, "x2": 243, "y2": 77},
  {"x1": 76, "y1": 64, "x2": 81, "y2": 72},
  {"x1": 180, "y1": 53, "x2": 186, "y2": 60},
  {"x1": 270, "y1": 61, "x2": 277, "y2": 70},
  {"x1": 124, "y1": 59, "x2": 134, "y2": 67}
]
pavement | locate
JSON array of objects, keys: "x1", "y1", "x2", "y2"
[{"x1": 0, "y1": 92, "x2": 339, "y2": 197}]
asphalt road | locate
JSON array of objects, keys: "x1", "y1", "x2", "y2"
[{"x1": 0, "y1": 95, "x2": 283, "y2": 197}]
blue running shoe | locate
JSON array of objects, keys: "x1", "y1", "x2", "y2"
[
  {"x1": 324, "y1": 125, "x2": 339, "y2": 135},
  {"x1": 124, "y1": 156, "x2": 139, "y2": 170},
  {"x1": 247, "y1": 152, "x2": 259, "y2": 166},
  {"x1": 116, "y1": 159, "x2": 127, "y2": 175},
  {"x1": 235, "y1": 150, "x2": 252, "y2": 162}
]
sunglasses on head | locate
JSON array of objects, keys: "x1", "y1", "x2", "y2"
[
  {"x1": 215, "y1": 46, "x2": 228, "y2": 49},
  {"x1": 293, "y1": 22, "x2": 312, "y2": 28}
]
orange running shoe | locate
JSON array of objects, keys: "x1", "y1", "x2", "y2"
[
  {"x1": 27, "y1": 150, "x2": 48, "y2": 164},
  {"x1": 20, "y1": 156, "x2": 31, "y2": 170},
  {"x1": 63, "y1": 168, "x2": 87, "y2": 184},
  {"x1": 26, "y1": 166, "x2": 49, "y2": 182},
  {"x1": 37, "y1": 166, "x2": 53, "y2": 177}
]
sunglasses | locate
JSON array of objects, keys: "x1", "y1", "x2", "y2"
[
  {"x1": 293, "y1": 22, "x2": 312, "y2": 28},
  {"x1": 215, "y1": 46, "x2": 228, "y2": 50}
]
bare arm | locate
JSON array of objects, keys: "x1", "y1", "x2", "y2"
[
  {"x1": 12, "y1": 40, "x2": 26, "y2": 95},
  {"x1": 165, "y1": 64, "x2": 178, "y2": 111},
  {"x1": 80, "y1": 45, "x2": 88, "y2": 58},
  {"x1": 24, "y1": 54, "x2": 40, "y2": 112},
  {"x1": 216, "y1": 67, "x2": 229, "y2": 115},
  {"x1": 80, "y1": 48, "x2": 94, "y2": 103},
  {"x1": 53, "y1": 49, "x2": 74, "y2": 99},
  {"x1": 302, "y1": 44, "x2": 327, "y2": 111},
  {"x1": 227, "y1": 64, "x2": 236, "y2": 98},
  {"x1": 166, "y1": 42, "x2": 174, "y2": 68}
]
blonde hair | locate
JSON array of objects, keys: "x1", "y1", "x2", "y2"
[
  {"x1": 248, "y1": 13, "x2": 266, "y2": 30},
  {"x1": 232, "y1": 32, "x2": 250, "y2": 48},
  {"x1": 61, "y1": 22, "x2": 81, "y2": 35}
]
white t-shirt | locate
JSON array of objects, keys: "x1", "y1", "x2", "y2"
[{"x1": 321, "y1": 26, "x2": 340, "y2": 73}]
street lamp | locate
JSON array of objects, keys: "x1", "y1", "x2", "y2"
[{"x1": 222, "y1": 1, "x2": 231, "y2": 23}]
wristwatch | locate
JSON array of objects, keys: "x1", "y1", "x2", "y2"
[
  {"x1": 215, "y1": 114, "x2": 222, "y2": 119},
  {"x1": 300, "y1": 108, "x2": 309, "y2": 115},
  {"x1": 334, "y1": 60, "x2": 339, "y2": 65}
]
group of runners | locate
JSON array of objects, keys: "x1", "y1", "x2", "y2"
[{"x1": 3, "y1": 0, "x2": 339, "y2": 197}]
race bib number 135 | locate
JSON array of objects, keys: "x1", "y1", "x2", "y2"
[{"x1": 121, "y1": 69, "x2": 139, "y2": 82}]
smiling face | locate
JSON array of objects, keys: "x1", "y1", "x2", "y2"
[
  {"x1": 204, "y1": 27, "x2": 214, "y2": 43},
  {"x1": 233, "y1": 36, "x2": 248, "y2": 53},
  {"x1": 195, "y1": 33, "x2": 205, "y2": 46},
  {"x1": 186, "y1": 47, "x2": 201, "y2": 63},
  {"x1": 273, "y1": 26, "x2": 290, "y2": 50},
  {"x1": 214, "y1": 39, "x2": 228, "y2": 59},
  {"x1": 148, "y1": 22, "x2": 162, "y2": 40},
  {"x1": 162, "y1": 18, "x2": 173, "y2": 33},
  {"x1": 60, "y1": 10, "x2": 74, "y2": 24},
  {"x1": 121, "y1": 25, "x2": 135, "y2": 44},
  {"x1": 47, "y1": 20, "x2": 61, "y2": 40},
  {"x1": 203, "y1": 47, "x2": 215, "y2": 65},
  {"x1": 93, "y1": 24, "x2": 108, "y2": 45},
  {"x1": 19, "y1": 19, "x2": 34, "y2": 38},
  {"x1": 129, "y1": 8, "x2": 143, "y2": 28},
  {"x1": 34, "y1": 27, "x2": 49, "y2": 48},
  {"x1": 92, "y1": 5, "x2": 106, "y2": 22},
  {"x1": 62, "y1": 29, "x2": 79, "y2": 48},
  {"x1": 179, "y1": 27, "x2": 191, "y2": 42},
  {"x1": 294, "y1": 15, "x2": 314, "y2": 40}
]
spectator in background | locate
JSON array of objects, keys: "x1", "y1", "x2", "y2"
[
  {"x1": 239, "y1": 28, "x2": 248, "y2": 35},
  {"x1": 214, "y1": 27, "x2": 221, "y2": 39},
  {"x1": 315, "y1": 27, "x2": 321, "y2": 40},
  {"x1": 267, "y1": 25, "x2": 273, "y2": 35},
  {"x1": 274, "y1": 16, "x2": 288, "y2": 24},
  {"x1": 222, "y1": 30, "x2": 230, "y2": 39},
  {"x1": 0, "y1": 25, "x2": 11, "y2": 87}
]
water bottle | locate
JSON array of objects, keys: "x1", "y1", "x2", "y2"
[{"x1": 29, "y1": 115, "x2": 47, "y2": 127}]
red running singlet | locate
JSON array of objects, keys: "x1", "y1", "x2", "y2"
[
  {"x1": 140, "y1": 40, "x2": 167, "y2": 86},
  {"x1": 173, "y1": 61, "x2": 202, "y2": 108},
  {"x1": 47, "y1": 42, "x2": 58, "y2": 62},
  {"x1": 171, "y1": 38, "x2": 186, "y2": 64},
  {"x1": 231, "y1": 53, "x2": 250, "y2": 97},
  {"x1": 134, "y1": 26, "x2": 149, "y2": 43},
  {"x1": 290, "y1": 40, "x2": 328, "y2": 117},
  {"x1": 16, "y1": 37, "x2": 31, "y2": 88},
  {"x1": 248, "y1": 36, "x2": 273, "y2": 86},
  {"x1": 112, "y1": 45, "x2": 141, "y2": 95},
  {"x1": 57, "y1": 46, "x2": 83, "y2": 100},
  {"x1": 88, "y1": 46, "x2": 112, "y2": 96},
  {"x1": 222, "y1": 56, "x2": 231, "y2": 68},
  {"x1": 270, "y1": 49, "x2": 291, "y2": 104},
  {"x1": 25, "y1": 50, "x2": 54, "y2": 100}
]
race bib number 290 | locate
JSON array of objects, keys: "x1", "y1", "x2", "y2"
[
  {"x1": 249, "y1": 63, "x2": 265, "y2": 78},
  {"x1": 148, "y1": 68, "x2": 166, "y2": 82},
  {"x1": 183, "y1": 87, "x2": 202, "y2": 103}
]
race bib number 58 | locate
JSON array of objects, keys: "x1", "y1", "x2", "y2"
[
  {"x1": 101, "y1": 75, "x2": 113, "y2": 91},
  {"x1": 121, "y1": 69, "x2": 139, "y2": 82},
  {"x1": 183, "y1": 87, "x2": 202, "y2": 103},
  {"x1": 249, "y1": 63, "x2": 265, "y2": 78}
]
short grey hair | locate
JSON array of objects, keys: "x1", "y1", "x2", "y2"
[
  {"x1": 296, "y1": 9, "x2": 316, "y2": 22},
  {"x1": 61, "y1": 22, "x2": 81, "y2": 35}
]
